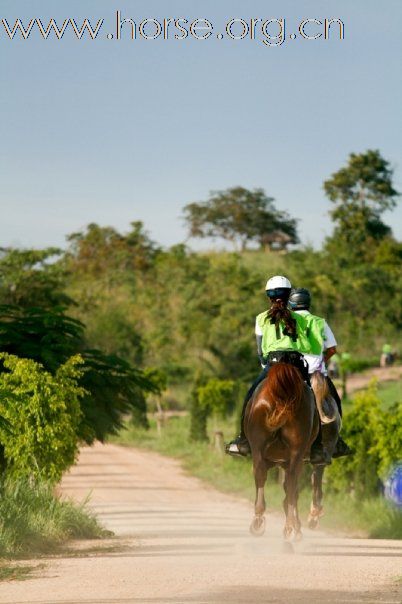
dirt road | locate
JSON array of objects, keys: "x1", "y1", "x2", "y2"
[
  {"x1": 1, "y1": 443, "x2": 401, "y2": 604},
  {"x1": 347, "y1": 365, "x2": 402, "y2": 394}
]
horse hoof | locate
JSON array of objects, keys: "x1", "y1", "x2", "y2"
[
  {"x1": 294, "y1": 530, "x2": 303, "y2": 542},
  {"x1": 250, "y1": 515, "x2": 265, "y2": 537},
  {"x1": 283, "y1": 527, "x2": 293, "y2": 541},
  {"x1": 308, "y1": 516, "x2": 319, "y2": 530}
]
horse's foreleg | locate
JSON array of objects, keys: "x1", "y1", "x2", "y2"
[
  {"x1": 250, "y1": 455, "x2": 268, "y2": 536},
  {"x1": 308, "y1": 465, "x2": 325, "y2": 529},
  {"x1": 283, "y1": 453, "x2": 304, "y2": 541},
  {"x1": 255, "y1": 459, "x2": 268, "y2": 517}
]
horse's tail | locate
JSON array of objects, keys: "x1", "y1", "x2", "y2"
[
  {"x1": 310, "y1": 371, "x2": 336, "y2": 424},
  {"x1": 262, "y1": 363, "x2": 305, "y2": 430}
]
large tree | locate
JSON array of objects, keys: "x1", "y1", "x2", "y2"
[
  {"x1": 314, "y1": 150, "x2": 402, "y2": 345},
  {"x1": 324, "y1": 150, "x2": 399, "y2": 255},
  {"x1": 65, "y1": 221, "x2": 159, "y2": 277},
  {"x1": 183, "y1": 187, "x2": 298, "y2": 251}
]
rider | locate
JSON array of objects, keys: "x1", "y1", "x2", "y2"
[
  {"x1": 226, "y1": 275, "x2": 330, "y2": 465},
  {"x1": 380, "y1": 343, "x2": 393, "y2": 367},
  {"x1": 288, "y1": 287, "x2": 352, "y2": 458}
]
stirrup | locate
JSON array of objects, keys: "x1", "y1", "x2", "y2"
[
  {"x1": 332, "y1": 438, "x2": 353, "y2": 459},
  {"x1": 225, "y1": 437, "x2": 250, "y2": 457},
  {"x1": 310, "y1": 446, "x2": 331, "y2": 466}
]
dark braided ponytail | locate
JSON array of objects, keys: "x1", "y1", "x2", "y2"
[{"x1": 266, "y1": 299, "x2": 298, "y2": 341}]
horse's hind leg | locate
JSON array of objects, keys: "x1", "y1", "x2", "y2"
[
  {"x1": 283, "y1": 453, "x2": 304, "y2": 541},
  {"x1": 250, "y1": 455, "x2": 269, "y2": 536},
  {"x1": 308, "y1": 465, "x2": 325, "y2": 529}
]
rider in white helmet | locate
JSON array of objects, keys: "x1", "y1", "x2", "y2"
[{"x1": 226, "y1": 275, "x2": 329, "y2": 465}]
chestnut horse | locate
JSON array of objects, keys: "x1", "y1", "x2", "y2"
[{"x1": 244, "y1": 362, "x2": 319, "y2": 540}]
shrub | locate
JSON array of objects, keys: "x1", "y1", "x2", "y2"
[
  {"x1": 373, "y1": 400, "x2": 402, "y2": 477},
  {"x1": 197, "y1": 378, "x2": 236, "y2": 418},
  {"x1": 189, "y1": 377, "x2": 237, "y2": 442},
  {"x1": 0, "y1": 354, "x2": 84, "y2": 482},
  {"x1": 326, "y1": 381, "x2": 402, "y2": 497}
]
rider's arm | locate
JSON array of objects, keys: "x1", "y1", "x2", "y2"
[
  {"x1": 255, "y1": 318, "x2": 265, "y2": 366},
  {"x1": 324, "y1": 346, "x2": 337, "y2": 363},
  {"x1": 256, "y1": 335, "x2": 267, "y2": 367},
  {"x1": 323, "y1": 321, "x2": 337, "y2": 363},
  {"x1": 256, "y1": 335, "x2": 263, "y2": 357}
]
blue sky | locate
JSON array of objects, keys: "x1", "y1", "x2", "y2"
[{"x1": 1, "y1": 0, "x2": 401, "y2": 251}]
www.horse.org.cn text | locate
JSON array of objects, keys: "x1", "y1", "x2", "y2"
[{"x1": 0, "y1": 13, "x2": 345, "y2": 46}]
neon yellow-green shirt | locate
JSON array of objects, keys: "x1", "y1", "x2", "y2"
[{"x1": 255, "y1": 310, "x2": 311, "y2": 356}]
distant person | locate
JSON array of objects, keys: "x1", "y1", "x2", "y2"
[
  {"x1": 380, "y1": 343, "x2": 394, "y2": 367},
  {"x1": 288, "y1": 288, "x2": 352, "y2": 458},
  {"x1": 226, "y1": 275, "x2": 329, "y2": 465}
]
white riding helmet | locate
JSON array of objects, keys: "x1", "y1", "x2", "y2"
[{"x1": 265, "y1": 275, "x2": 292, "y2": 291}]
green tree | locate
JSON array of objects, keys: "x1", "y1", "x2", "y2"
[
  {"x1": 183, "y1": 187, "x2": 298, "y2": 251},
  {"x1": 324, "y1": 150, "x2": 399, "y2": 258},
  {"x1": 81, "y1": 305, "x2": 144, "y2": 367},
  {"x1": 65, "y1": 221, "x2": 159, "y2": 278},
  {"x1": 0, "y1": 248, "x2": 71, "y2": 309},
  {"x1": 283, "y1": 150, "x2": 401, "y2": 351},
  {"x1": 0, "y1": 354, "x2": 84, "y2": 482}
]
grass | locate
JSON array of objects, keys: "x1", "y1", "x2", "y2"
[
  {"x1": 0, "y1": 479, "x2": 108, "y2": 560},
  {"x1": 113, "y1": 413, "x2": 402, "y2": 539},
  {"x1": 377, "y1": 379, "x2": 402, "y2": 409}
]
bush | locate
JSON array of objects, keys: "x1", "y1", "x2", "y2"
[
  {"x1": 0, "y1": 354, "x2": 84, "y2": 482},
  {"x1": 189, "y1": 377, "x2": 237, "y2": 442},
  {"x1": 197, "y1": 378, "x2": 236, "y2": 418},
  {"x1": 326, "y1": 381, "x2": 402, "y2": 497}
]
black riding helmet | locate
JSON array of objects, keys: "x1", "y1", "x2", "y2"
[{"x1": 288, "y1": 288, "x2": 311, "y2": 310}]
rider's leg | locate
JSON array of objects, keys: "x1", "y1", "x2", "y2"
[
  {"x1": 326, "y1": 376, "x2": 342, "y2": 417},
  {"x1": 309, "y1": 375, "x2": 331, "y2": 465},
  {"x1": 326, "y1": 376, "x2": 353, "y2": 458},
  {"x1": 310, "y1": 413, "x2": 331, "y2": 465},
  {"x1": 226, "y1": 365, "x2": 269, "y2": 456},
  {"x1": 240, "y1": 365, "x2": 270, "y2": 434}
]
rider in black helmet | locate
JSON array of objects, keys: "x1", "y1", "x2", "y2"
[{"x1": 288, "y1": 288, "x2": 352, "y2": 458}]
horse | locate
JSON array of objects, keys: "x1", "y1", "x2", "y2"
[
  {"x1": 307, "y1": 371, "x2": 341, "y2": 529},
  {"x1": 244, "y1": 361, "x2": 319, "y2": 541}
]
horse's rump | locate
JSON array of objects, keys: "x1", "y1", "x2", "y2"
[{"x1": 258, "y1": 362, "x2": 305, "y2": 429}]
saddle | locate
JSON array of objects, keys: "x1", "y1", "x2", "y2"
[{"x1": 266, "y1": 350, "x2": 311, "y2": 385}]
